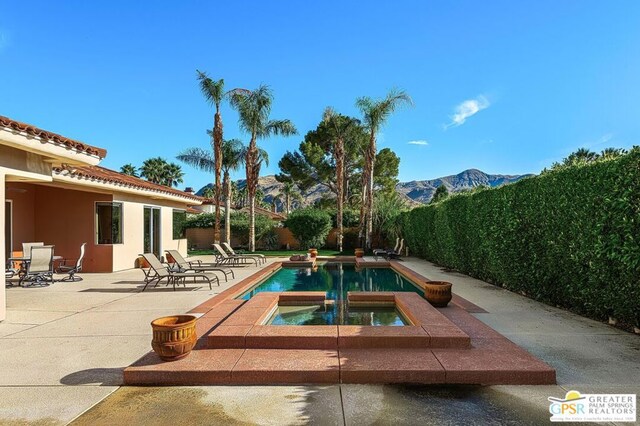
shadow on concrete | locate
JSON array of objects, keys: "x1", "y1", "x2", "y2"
[
  {"x1": 60, "y1": 367, "x2": 124, "y2": 386},
  {"x1": 80, "y1": 285, "x2": 205, "y2": 293}
]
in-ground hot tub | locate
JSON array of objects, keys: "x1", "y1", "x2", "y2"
[{"x1": 266, "y1": 304, "x2": 411, "y2": 326}]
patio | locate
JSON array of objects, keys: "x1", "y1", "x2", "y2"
[{"x1": 0, "y1": 257, "x2": 638, "y2": 424}]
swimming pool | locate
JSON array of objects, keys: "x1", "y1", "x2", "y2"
[{"x1": 240, "y1": 263, "x2": 422, "y2": 301}]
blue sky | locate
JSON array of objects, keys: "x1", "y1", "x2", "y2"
[{"x1": 1, "y1": 1, "x2": 639, "y2": 191}]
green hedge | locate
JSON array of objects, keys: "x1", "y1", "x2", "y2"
[{"x1": 401, "y1": 149, "x2": 640, "y2": 328}]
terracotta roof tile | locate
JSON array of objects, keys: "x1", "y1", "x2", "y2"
[
  {"x1": 53, "y1": 165, "x2": 204, "y2": 203},
  {"x1": 0, "y1": 115, "x2": 107, "y2": 158}
]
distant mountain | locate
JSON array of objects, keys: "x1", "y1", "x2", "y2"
[
  {"x1": 396, "y1": 169, "x2": 533, "y2": 203},
  {"x1": 197, "y1": 168, "x2": 533, "y2": 207}
]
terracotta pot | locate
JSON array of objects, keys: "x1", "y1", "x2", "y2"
[
  {"x1": 151, "y1": 315, "x2": 197, "y2": 361},
  {"x1": 137, "y1": 256, "x2": 150, "y2": 269},
  {"x1": 355, "y1": 248, "x2": 364, "y2": 258},
  {"x1": 308, "y1": 248, "x2": 318, "y2": 258},
  {"x1": 424, "y1": 281, "x2": 453, "y2": 307}
]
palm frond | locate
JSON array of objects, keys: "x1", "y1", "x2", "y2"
[
  {"x1": 176, "y1": 147, "x2": 215, "y2": 172},
  {"x1": 196, "y1": 69, "x2": 225, "y2": 107},
  {"x1": 262, "y1": 119, "x2": 297, "y2": 138}
]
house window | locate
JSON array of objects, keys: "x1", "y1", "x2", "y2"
[
  {"x1": 96, "y1": 202, "x2": 123, "y2": 244},
  {"x1": 173, "y1": 209, "x2": 187, "y2": 239}
]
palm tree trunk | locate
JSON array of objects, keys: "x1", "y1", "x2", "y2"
[
  {"x1": 335, "y1": 136, "x2": 344, "y2": 253},
  {"x1": 286, "y1": 193, "x2": 290, "y2": 214},
  {"x1": 358, "y1": 162, "x2": 368, "y2": 248},
  {"x1": 213, "y1": 110, "x2": 223, "y2": 244},
  {"x1": 246, "y1": 135, "x2": 258, "y2": 252},
  {"x1": 223, "y1": 170, "x2": 231, "y2": 244},
  {"x1": 365, "y1": 133, "x2": 376, "y2": 250}
]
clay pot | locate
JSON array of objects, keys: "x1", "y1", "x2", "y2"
[
  {"x1": 137, "y1": 256, "x2": 150, "y2": 269},
  {"x1": 308, "y1": 248, "x2": 318, "y2": 258},
  {"x1": 355, "y1": 248, "x2": 364, "y2": 258},
  {"x1": 151, "y1": 315, "x2": 197, "y2": 361},
  {"x1": 424, "y1": 281, "x2": 453, "y2": 307}
]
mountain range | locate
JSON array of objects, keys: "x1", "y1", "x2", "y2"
[{"x1": 197, "y1": 169, "x2": 533, "y2": 207}]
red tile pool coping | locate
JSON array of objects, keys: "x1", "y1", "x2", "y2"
[{"x1": 124, "y1": 259, "x2": 555, "y2": 385}]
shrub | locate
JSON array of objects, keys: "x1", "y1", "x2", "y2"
[
  {"x1": 400, "y1": 149, "x2": 640, "y2": 328},
  {"x1": 285, "y1": 207, "x2": 332, "y2": 249},
  {"x1": 183, "y1": 213, "x2": 215, "y2": 229},
  {"x1": 228, "y1": 212, "x2": 276, "y2": 246}
]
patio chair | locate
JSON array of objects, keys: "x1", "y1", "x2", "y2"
[
  {"x1": 213, "y1": 244, "x2": 258, "y2": 266},
  {"x1": 57, "y1": 243, "x2": 86, "y2": 282},
  {"x1": 374, "y1": 237, "x2": 399, "y2": 258},
  {"x1": 165, "y1": 249, "x2": 234, "y2": 281},
  {"x1": 140, "y1": 253, "x2": 219, "y2": 291},
  {"x1": 222, "y1": 242, "x2": 266, "y2": 265},
  {"x1": 21, "y1": 246, "x2": 54, "y2": 286},
  {"x1": 385, "y1": 239, "x2": 405, "y2": 260},
  {"x1": 22, "y1": 242, "x2": 44, "y2": 258}
]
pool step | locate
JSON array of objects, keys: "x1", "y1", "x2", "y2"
[{"x1": 124, "y1": 344, "x2": 555, "y2": 386}]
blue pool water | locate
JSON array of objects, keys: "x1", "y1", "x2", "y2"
[
  {"x1": 240, "y1": 263, "x2": 422, "y2": 301},
  {"x1": 268, "y1": 305, "x2": 409, "y2": 326},
  {"x1": 240, "y1": 263, "x2": 422, "y2": 326}
]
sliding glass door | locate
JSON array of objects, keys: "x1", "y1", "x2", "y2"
[{"x1": 143, "y1": 207, "x2": 161, "y2": 257}]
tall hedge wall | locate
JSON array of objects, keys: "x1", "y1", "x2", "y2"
[{"x1": 401, "y1": 150, "x2": 640, "y2": 327}]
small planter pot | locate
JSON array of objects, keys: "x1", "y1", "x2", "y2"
[
  {"x1": 137, "y1": 256, "x2": 150, "y2": 269},
  {"x1": 424, "y1": 281, "x2": 453, "y2": 307},
  {"x1": 308, "y1": 248, "x2": 318, "y2": 258},
  {"x1": 151, "y1": 315, "x2": 197, "y2": 361},
  {"x1": 355, "y1": 248, "x2": 365, "y2": 258}
]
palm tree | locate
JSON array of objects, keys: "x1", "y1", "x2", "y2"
[
  {"x1": 355, "y1": 89, "x2": 413, "y2": 249},
  {"x1": 164, "y1": 163, "x2": 184, "y2": 187},
  {"x1": 281, "y1": 181, "x2": 301, "y2": 215},
  {"x1": 600, "y1": 147, "x2": 627, "y2": 160},
  {"x1": 120, "y1": 164, "x2": 139, "y2": 177},
  {"x1": 140, "y1": 157, "x2": 169, "y2": 185},
  {"x1": 221, "y1": 139, "x2": 245, "y2": 243},
  {"x1": 564, "y1": 148, "x2": 598, "y2": 166},
  {"x1": 197, "y1": 70, "x2": 227, "y2": 243},
  {"x1": 202, "y1": 186, "x2": 215, "y2": 199},
  {"x1": 323, "y1": 108, "x2": 358, "y2": 252},
  {"x1": 230, "y1": 85, "x2": 297, "y2": 251},
  {"x1": 177, "y1": 139, "x2": 246, "y2": 243}
]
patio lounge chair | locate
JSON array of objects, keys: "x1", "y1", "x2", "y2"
[
  {"x1": 374, "y1": 237, "x2": 399, "y2": 258},
  {"x1": 165, "y1": 249, "x2": 234, "y2": 281},
  {"x1": 222, "y1": 242, "x2": 266, "y2": 265},
  {"x1": 21, "y1": 246, "x2": 54, "y2": 286},
  {"x1": 213, "y1": 244, "x2": 258, "y2": 266},
  {"x1": 57, "y1": 243, "x2": 86, "y2": 282},
  {"x1": 385, "y1": 239, "x2": 405, "y2": 260},
  {"x1": 140, "y1": 253, "x2": 219, "y2": 291}
]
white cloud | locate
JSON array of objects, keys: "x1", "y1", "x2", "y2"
[
  {"x1": 445, "y1": 95, "x2": 490, "y2": 129},
  {"x1": 408, "y1": 140, "x2": 428, "y2": 146},
  {"x1": 593, "y1": 133, "x2": 613, "y2": 147}
]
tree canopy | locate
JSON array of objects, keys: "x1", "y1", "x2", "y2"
[{"x1": 276, "y1": 114, "x2": 401, "y2": 205}]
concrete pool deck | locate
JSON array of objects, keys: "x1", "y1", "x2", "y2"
[{"x1": 0, "y1": 257, "x2": 638, "y2": 424}]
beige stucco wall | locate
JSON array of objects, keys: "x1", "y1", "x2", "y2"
[{"x1": 111, "y1": 192, "x2": 189, "y2": 271}]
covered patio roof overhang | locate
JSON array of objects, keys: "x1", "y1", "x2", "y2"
[{"x1": 1, "y1": 116, "x2": 107, "y2": 321}]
